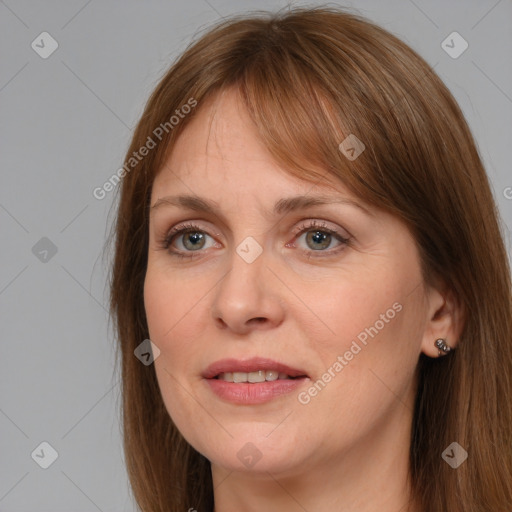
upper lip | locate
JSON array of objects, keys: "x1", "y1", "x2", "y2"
[{"x1": 202, "y1": 357, "x2": 309, "y2": 379}]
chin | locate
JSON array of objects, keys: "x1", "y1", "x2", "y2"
[{"x1": 197, "y1": 429, "x2": 309, "y2": 476}]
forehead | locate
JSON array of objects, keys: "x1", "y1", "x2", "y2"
[
  {"x1": 152, "y1": 88, "x2": 349, "y2": 200},
  {"x1": 155, "y1": 89, "x2": 276, "y2": 182}
]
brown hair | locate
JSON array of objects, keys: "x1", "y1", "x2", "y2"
[{"x1": 108, "y1": 6, "x2": 512, "y2": 511}]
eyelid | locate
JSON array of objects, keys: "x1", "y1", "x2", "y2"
[
  {"x1": 290, "y1": 219, "x2": 350, "y2": 239},
  {"x1": 163, "y1": 221, "x2": 220, "y2": 247}
]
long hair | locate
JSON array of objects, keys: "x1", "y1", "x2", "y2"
[{"x1": 108, "y1": 6, "x2": 512, "y2": 511}]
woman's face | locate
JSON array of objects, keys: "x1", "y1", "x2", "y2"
[{"x1": 144, "y1": 88, "x2": 438, "y2": 477}]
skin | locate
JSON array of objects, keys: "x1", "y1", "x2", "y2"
[{"x1": 144, "y1": 87, "x2": 462, "y2": 512}]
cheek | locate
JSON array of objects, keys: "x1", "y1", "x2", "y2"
[
  {"x1": 295, "y1": 274, "x2": 420, "y2": 406},
  {"x1": 143, "y1": 267, "x2": 210, "y2": 344},
  {"x1": 144, "y1": 271, "x2": 209, "y2": 446},
  {"x1": 293, "y1": 272, "x2": 405, "y2": 359}
]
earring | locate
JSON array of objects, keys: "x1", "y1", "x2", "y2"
[{"x1": 435, "y1": 338, "x2": 452, "y2": 356}]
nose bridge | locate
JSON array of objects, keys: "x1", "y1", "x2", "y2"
[
  {"x1": 211, "y1": 237, "x2": 284, "y2": 331},
  {"x1": 217, "y1": 239, "x2": 266, "y2": 306}
]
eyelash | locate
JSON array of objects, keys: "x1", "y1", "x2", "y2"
[
  {"x1": 159, "y1": 223, "x2": 212, "y2": 260},
  {"x1": 158, "y1": 220, "x2": 351, "y2": 260}
]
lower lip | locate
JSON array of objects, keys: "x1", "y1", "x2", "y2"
[{"x1": 204, "y1": 378, "x2": 308, "y2": 404}]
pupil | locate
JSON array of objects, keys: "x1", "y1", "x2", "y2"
[
  {"x1": 307, "y1": 230, "x2": 331, "y2": 250},
  {"x1": 184, "y1": 232, "x2": 205, "y2": 250}
]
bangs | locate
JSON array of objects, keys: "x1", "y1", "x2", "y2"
[{"x1": 226, "y1": 31, "x2": 401, "y2": 216}]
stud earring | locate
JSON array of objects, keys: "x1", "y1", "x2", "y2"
[{"x1": 435, "y1": 338, "x2": 452, "y2": 356}]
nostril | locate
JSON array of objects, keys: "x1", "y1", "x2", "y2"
[
  {"x1": 214, "y1": 317, "x2": 228, "y2": 329},
  {"x1": 249, "y1": 317, "x2": 267, "y2": 324}
]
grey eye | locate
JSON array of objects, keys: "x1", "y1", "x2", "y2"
[
  {"x1": 175, "y1": 231, "x2": 216, "y2": 251},
  {"x1": 304, "y1": 230, "x2": 333, "y2": 250},
  {"x1": 182, "y1": 232, "x2": 206, "y2": 250}
]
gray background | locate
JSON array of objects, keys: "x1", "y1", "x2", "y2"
[{"x1": 1, "y1": 0, "x2": 511, "y2": 510}]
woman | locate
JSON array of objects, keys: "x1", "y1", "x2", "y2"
[{"x1": 108, "y1": 6, "x2": 512, "y2": 511}]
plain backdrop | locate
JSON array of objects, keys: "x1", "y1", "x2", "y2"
[{"x1": 1, "y1": 0, "x2": 511, "y2": 510}]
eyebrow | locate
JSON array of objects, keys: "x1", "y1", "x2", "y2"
[{"x1": 150, "y1": 194, "x2": 373, "y2": 217}]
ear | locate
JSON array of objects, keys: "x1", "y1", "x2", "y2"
[{"x1": 420, "y1": 279, "x2": 465, "y2": 358}]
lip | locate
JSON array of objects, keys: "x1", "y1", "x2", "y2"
[
  {"x1": 202, "y1": 357, "x2": 308, "y2": 379},
  {"x1": 204, "y1": 379, "x2": 308, "y2": 404},
  {"x1": 202, "y1": 357, "x2": 310, "y2": 405}
]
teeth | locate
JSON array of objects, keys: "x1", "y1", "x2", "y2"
[
  {"x1": 218, "y1": 370, "x2": 291, "y2": 383},
  {"x1": 233, "y1": 372, "x2": 247, "y2": 383},
  {"x1": 248, "y1": 371, "x2": 265, "y2": 383}
]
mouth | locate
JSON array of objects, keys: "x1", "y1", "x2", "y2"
[
  {"x1": 214, "y1": 370, "x2": 306, "y2": 383},
  {"x1": 202, "y1": 357, "x2": 309, "y2": 382},
  {"x1": 202, "y1": 357, "x2": 310, "y2": 404}
]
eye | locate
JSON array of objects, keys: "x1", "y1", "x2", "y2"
[
  {"x1": 176, "y1": 230, "x2": 211, "y2": 251},
  {"x1": 303, "y1": 230, "x2": 334, "y2": 250},
  {"x1": 290, "y1": 220, "x2": 350, "y2": 255},
  {"x1": 158, "y1": 219, "x2": 350, "y2": 260},
  {"x1": 160, "y1": 223, "x2": 218, "y2": 257}
]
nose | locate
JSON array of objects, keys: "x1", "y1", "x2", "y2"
[{"x1": 210, "y1": 246, "x2": 285, "y2": 334}]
